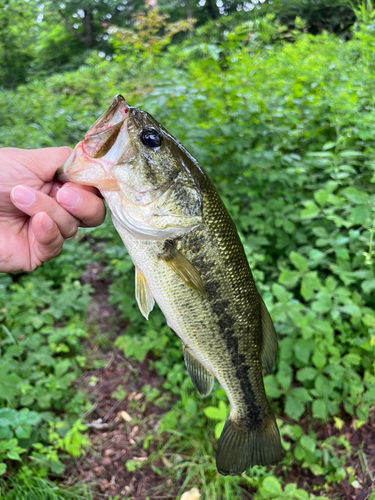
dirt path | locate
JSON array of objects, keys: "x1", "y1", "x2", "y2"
[{"x1": 65, "y1": 263, "x2": 178, "y2": 499}]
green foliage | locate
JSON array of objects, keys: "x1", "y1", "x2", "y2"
[
  {"x1": 0, "y1": 240, "x2": 94, "y2": 485},
  {"x1": 104, "y1": 13, "x2": 375, "y2": 496},
  {"x1": 1, "y1": 7, "x2": 375, "y2": 499},
  {"x1": 256, "y1": 476, "x2": 328, "y2": 499},
  {"x1": 269, "y1": 0, "x2": 356, "y2": 34},
  {"x1": 0, "y1": 467, "x2": 93, "y2": 499},
  {"x1": 204, "y1": 399, "x2": 229, "y2": 439}
]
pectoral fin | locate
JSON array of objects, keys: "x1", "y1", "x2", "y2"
[
  {"x1": 259, "y1": 296, "x2": 278, "y2": 374},
  {"x1": 161, "y1": 241, "x2": 206, "y2": 297},
  {"x1": 135, "y1": 268, "x2": 155, "y2": 320},
  {"x1": 183, "y1": 345, "x2": 214, "y2": 396}
]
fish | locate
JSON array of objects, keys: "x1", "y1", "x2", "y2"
[{"x1": 57, "y1": 94, "x2": 282, "y2": 475}]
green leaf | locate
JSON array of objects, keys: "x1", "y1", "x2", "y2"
[
  {"x1": 291, "y1": 387, "x2": 312, "y2": 403},
  {"x1": 272, "y1": 283, "x2": 289, "y2": 303},
  {"x1": 289, "y1": 252, "x2": 308, "y2": 272},
  {"x1": 279, "y1": 269, "x2": 300, "y2": 287},
  {"x1": 49, "y1": 458, "x2": 65, "y2": 475},
  {"x1": 343, "y1": 187, "x2": 369, "y2": 204},
  {"x1": 341, "y1": 304, "x2": 361, "y2": 318},
  {"x1": 0, "y1": 438, "x2": 17, "y2": 453},
  {"x1": 311, "y1": 292, "x2": 331, "y2": 313},
  {"x1": 276, "y1": 361, "x2": 292, "y2": 390},
  {"x1": 0, "y1": 408, "x2": 17, "y2": 425},
  {"x1": 214, "y1": 420, "x2": 225, "y2": 439},
  {"x1": 15, "y1": 424, "x2": 32, "y2": 439},
  {"x1": 315, "y1": 375, "x2": 331, "y2": 397},
  {"x1": 203, "y1": 401, "x2": 227, "y2": 421},
  {"x1": 54, "y1": 359, "x2": 71, "y2": 378},
  {"x1": 260, "y1": 476, "x2": 283, "y2": 497},
  {"x1": 19, "y1": 410, "x2": 41, "y2": 426},
  {"x1": 300, "y1": 434, "x2": 316, "y2": 452},
  {"x1": 293, "y1": 490, "x2": 309, "y2": 500},
  {"x1": 322, "y1": 142, "x2": 336, "y2": 151},
  {"x1": 300, "y1": 201, "x2": 320, "y2": 219},
  {"x1": 342, "y1": 353, "x2": 361, "y2": 367},
  {"x1": 206, "y1": 44, "x2": 220, "y2": 61},
  {"x1": 0, "y1": 375, "x2": 21, "y2": 402},
  {"x1": 362, "y1": 279, "x2": 375, "y2": 294},
  {"x1": 312, "y1": 349, "x2": 326, "y2": 369},
  {"x1": 335, "y1": 247, "x2": 349, "y2": 260},
  {"x1": 284, "y1": 484, "x2": 297, "y2": 494},
  {"x1": 314, "y1": 189, "x2": 328, "y2": 207},
  {"x1": 312, "y1": 399, "x2": 327, "y2": 419},
  {"x1": 294, "y1": 339, "x2": 313, "y2": 364},
  {"x1": 7, "y1": 450, "x2": 21, "y2": 461},
  {"x1": 285, "y1": 394, "x2": 305, "y2": 420},
  {"x1": 296, "y1": 367, "x2": 317, "y2": 382},
  {"x1": 0, "y1": 427, "x2": 13, "y2": 439},
  {"x1": 309, "y1": 463, "x2": 324, "y2": 476},
  {"x1": 0, "y1": 463, "x2": 6, "y2": 476},
  {"x1": 350, "y1": 205, "x2": 372, "y2": 225},
  {"x1": 300, "y1": 274, "x2": 319, "y2": 301}
]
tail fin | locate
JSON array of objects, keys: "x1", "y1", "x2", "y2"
[{"x1": 216, "y1": 413, "x2": 282, "y2": 476}]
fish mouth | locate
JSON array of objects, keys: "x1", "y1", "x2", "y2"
[{"x1": 56, "y1": 94, "x2": 130, "y2": 188}]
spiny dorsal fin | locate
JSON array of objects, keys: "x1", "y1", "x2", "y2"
[
  {"x1": 259, "y1": 295, "x2": 278, "y2": 374},
  {"x1": 183, "y1": 345, "x2": 214, "y2": 397},
  {"x1": 161, "y1": 241, "x2": 206, "y2": 297},
  {"x1": 135, "y1": 267, "x2": 155, "y2": 320}
]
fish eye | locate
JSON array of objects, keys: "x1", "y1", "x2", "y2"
[{"x1": 140, "y1": 128, "x2": 162, "y2": 148}]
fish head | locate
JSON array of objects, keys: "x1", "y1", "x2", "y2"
[
  {"x1": 57, "y1": 94, "x2": 187, "y2": 206},
  {"x1": 57, "y1": 94, "x2": 129, "y2": 190}
]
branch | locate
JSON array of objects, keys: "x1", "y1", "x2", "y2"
[{"x1": 58, "y1": 9, "x2": 89, "y2": 46}]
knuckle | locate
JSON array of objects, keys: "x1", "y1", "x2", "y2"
[
  {"x1": 38, "y1": 237, "x2": 63, "y2": 263},
  {"x1": 63, "y1": 221, "x2": 79, "y2": 239},
  {"x1": 43, "y1": 245, "x2": 63, "y2": 263},
  {"x1": 80, "y1": 199, "x2": 105, "y2": 227}
]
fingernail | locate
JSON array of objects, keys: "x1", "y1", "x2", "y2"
[
  {"x1": 49, "y1": 182, "x2": 63, "y2": 198},
  {"x1": 40, "y1": 213, "x2": 53, "y2": 231},
  {"x1": 57, "y1": 188, "x2": 80, "y2": 209},
  {"x1": 12, "y1": 186, "x2": 36, "y2": 206}
]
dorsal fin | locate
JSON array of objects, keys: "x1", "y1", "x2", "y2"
[
  {"x1": 135, "y1": 268, "x2": 155, "y2": 320},
  {"x1": 183, "y1": 345, "x2": 214, "y2": 397},
  {"x1": 259, "y1": 296, "x2": 278, "y2": 374}
]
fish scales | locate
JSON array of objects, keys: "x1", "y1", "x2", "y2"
[{"x1": 57, "y1": 94, "x2": 282, "y2": 475}]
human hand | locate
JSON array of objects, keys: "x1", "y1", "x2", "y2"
[{"x1": 0, "y1": 147, "x2": 106, "y2": 272}]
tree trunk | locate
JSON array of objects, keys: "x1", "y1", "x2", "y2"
[
  {"x1": 205, "y1": 0, "x2": 219, "y2": 19},
  {"x1": 186, "y1": 0, "x2": 193, "y2": 36},
  {"x1": 58, "y1": 8, "x2": 96, "y2": 48}
]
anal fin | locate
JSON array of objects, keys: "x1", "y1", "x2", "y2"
[
  {"x1": 135, "y1": 268, "x2": 155, "y2": 320},
  {"x1": 259, "y1": 295, "x2": 278, "y2": 374},
  {"x1": 161, "y1": 241, "x2": 206, "y2": 297},
  {"x1": 183, "y1": 345, "x2": 214, "y2": 397}
]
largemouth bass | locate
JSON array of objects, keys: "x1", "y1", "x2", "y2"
[{"x1": 57, "y1": 94, "x2": 282, "y2": 475}]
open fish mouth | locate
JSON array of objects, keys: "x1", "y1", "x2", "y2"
[
  {"x1": 56, "y1": 94, "x2": 130, "y2": 188},
  {"x1": 83, "y1": 94, "x2": 129, "y2": 157}
]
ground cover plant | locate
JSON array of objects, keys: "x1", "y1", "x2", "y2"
[{"x1": 0, "y1": 2, "x2": 375, "y2": 499}]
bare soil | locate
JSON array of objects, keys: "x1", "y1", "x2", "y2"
[{"x1": 65, "y1": 263, "x2": 177, "y2": 499}]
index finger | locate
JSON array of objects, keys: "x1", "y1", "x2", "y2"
[
  {"x1": 49, "y1": 181, "x2": 103, "y2": 200},
  {"x1": 26, "y1": 147, "x2": 73, "y2": 182}
]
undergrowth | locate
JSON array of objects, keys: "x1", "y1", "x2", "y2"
[{"x1": 1, "y1": 4, "x2": 375, "y2": 499}]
